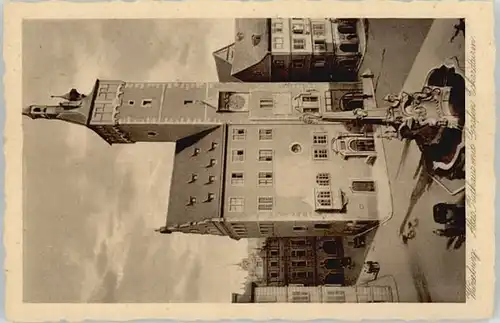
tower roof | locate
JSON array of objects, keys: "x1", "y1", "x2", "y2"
[
  {"x1": 22, "y1": 81, "x2": 100, "y2": 127},
  {"x1": 231, "y1": 18, "x2": 270, "y2": 76}
]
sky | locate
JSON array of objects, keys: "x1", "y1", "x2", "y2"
[{"x1": 22, "y1": 19, "x2": 250, "y2": 303}]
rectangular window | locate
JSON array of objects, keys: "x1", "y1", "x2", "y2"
[
  {"x1": 313, "y1": 58, "x2": 326, "y2": 68},
  {"x1": 232, "y1": 128, "x2": 246, "y2": 140},
  {"x1": 259, "y1": 129, "x2": 273, "y2": 140},
  {"x1": 228, "y1": 197, "x2": 244, "y2": 212},
  {"x1": 325, "y1": 291, "x2": 346, "y2": 303},
  {"x1": 258, "y1": 196, "x2": 273, "y2": 211},
  {"x1": 314, "y1": 223, "x2": 331, "y2": 229},
  {"x1": 270, "y1": 261, "x2": 278, "y2": 267},
  {"x1": 274, "y1": 59, "x2": 285, "y2": 68},
  {"x1": 313, "y1": 134, "x2": 328, "y2": 145},
  {"x1": 259, "y1": 98, "x2": 274, "y2": 109},
  {"x1": 303, "y1": 107, "x2": 320, "y2": 113},
  {"x1": 273, "y1": 37, "x2": 284, "y2": 49},
  {"x1": 291, "y1": 250, "x2": 307, "y2": 257},
  {"x1": 316, "y1": 190, "x2": 332, "y2": 207},
  {"x1": 302, "y1": 95, "x2": 320, "y2": 113},
  {"x1": 313, "y1": 148, "x2": 329, "y2": 160},
  {"x1": 293, "y1": 38, "x2": 306, "y2": 50},
  {"x1": 312, "y1": 23, "x2": 325, "y2": 36},
  {"x1": 258, "y1": 172, "x2": 273, "y2": 186},
  {"x1": 293, "y1": 59, "x2": 305, "y2": 68},
  {"x1": 259, "y1": 223, "x2": 274, "y2": 235},
  {"x1": 316, "y1": 173, "x2": 331, "y2": 186},
  {"x1": 272, "y1": 22, "x2": 283, "y2": 33},
  {"x1": 141, "y1": 99, "x2": 153, "y2": 108},
  {"x1": 291, "y1": 239, "x2": 307, "y2": 246},
  {"x1": 291, "y1": 291, "x2": 310, "y2": 303},
  {"x1": 292, "y1": 271, "x2": 312, "y2": 279},
  {"x1": 270, "y1": 250, "x2": 279, "y2": 257},
  {"x1": 291, "y1": 260, "x2": 307, "y2": 267},
  {"x1": 270, "y1": 272, "x2": 279, "y2": 278},
  {"x1": 259, "y1": 149, "x2": 273, "y2": 162},
  {"x1": 257, "y1": 295, "x2": 278, "y2": 303},
  {"x1": 292, "y1": 23, "x2": 304, "y2": 34},
  {"x1": 231, "y1": 172, "x2": 244, "y2": 185},
  {"x1": 352, "y1": 180, "x2": 376, "y2": 192},
  {"x1": 231, "y1": 149, "x2": 245, "y2": 162},
  {"x1": 314, "y1": 39, "x2": 327, "y2": 51}
]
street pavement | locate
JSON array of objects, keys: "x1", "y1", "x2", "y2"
[{"x1": 358, "y1": 19, "x2": 466, "y2": 302}]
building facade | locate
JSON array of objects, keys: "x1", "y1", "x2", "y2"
[
  {"x1": 213, "y1": 18, "x2": 366, "y2": 83},
  {"x1": 23, "y1": 74, "x2": 392, "y2": 240},
  {"x1": 232, "y1": 283, "x2": 396, "y2": 303},
  {"x1": 259, "y1": 236, "x2": 370, "y2": 287}
]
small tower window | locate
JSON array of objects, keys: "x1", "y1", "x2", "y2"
[
  {"x1": 141, "y1": 99, "x2": 153, "y2": 108},
  {"x1": 128, "y1": 100, "x2": 135, "y2": 106},
  {"x1": 184, "y1": 100, "x2": 193, "y2": 105},
  {"x1": 147, "y1": 131, "x2": 158, "y2": 138}
]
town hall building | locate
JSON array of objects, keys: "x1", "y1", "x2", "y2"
[{"x1": 23, "y1": 71, "x2": 392, "y2": 240}]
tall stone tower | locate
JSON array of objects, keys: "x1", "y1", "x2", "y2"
[{"x1": 24, "y1": 76, "x2": 392, "y2": 241}]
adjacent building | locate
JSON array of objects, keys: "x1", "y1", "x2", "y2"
[
  {"x1": 258, "y1": 236, "x2": 370, "y2": 287},
  {"x1": 213, "y1": 18, "x2": 366, "y2": 83},
  {"x1": 23, "y1": 72, "x2": 392, "y2": 240},
  {"x1": 232, "y1": 283, "x2": 396, "y2": 303}
]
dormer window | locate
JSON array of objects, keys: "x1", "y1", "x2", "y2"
[
  {"x1": 207, "y1": 159, "x2": 217, "y2": 167},
  {"x1": 209, "y1": 142, "x2": 218, "y2": 151},
  {"x1": 187, "y1": 196, "x2": 197, "y2": 205},
  {"x1": 205, "y1": 193, "x2": 216, "y2": 202},
  {"x1": 189, "y1": 174, "x2": 198, "y2": 183},
  {"x1": 208, "y1": 175, "x2": 216, "y2": 183},
  {"x1": 193, "y1": 148, "x2": 200, "y2": 156},
  {"x1": 252, "y1": 34, "x2": 262, "y2": 46}
]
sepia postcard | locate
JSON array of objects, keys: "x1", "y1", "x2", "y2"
[{"x1": 3, "y1": 0, "x2": 496, "y2": 321}]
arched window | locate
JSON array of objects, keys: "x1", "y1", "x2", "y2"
[
  {"x1": 324, "y1": 272, "x2": 345, "y2": 285},
  {"x1": 337, "y1": 24, "x2": 356, "y2": 34},
  {"x1": 339, "y1": 43, "x2": 359, "y2": 53},
  {"x1": 340, "y1": 92, "x2": 364, "y2": 111},
  {"x1": 322, "y1": 240, "x2": 341, "y2": 255},
  {"x1": 349, "y1": 139, "x2": 375, "y2": 152},
  {"x1": 324, "y1": 258, "x2": 343, "y2": 270}
]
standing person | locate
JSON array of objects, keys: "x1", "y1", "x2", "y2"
[{"x1": 450, "y1": 18, "x2": 465, "y2": 43}]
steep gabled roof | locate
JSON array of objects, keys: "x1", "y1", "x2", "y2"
[{"x1": 165, "y1": 126, "x2": 226, "y2": 228}]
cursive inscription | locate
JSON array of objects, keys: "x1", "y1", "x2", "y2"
[
  {"x1": 465, "y1": 249, "x2": 480, "y2": 300},
  {"x1": 465, "y1": 36, "x2": 477, "y2": 239}
]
